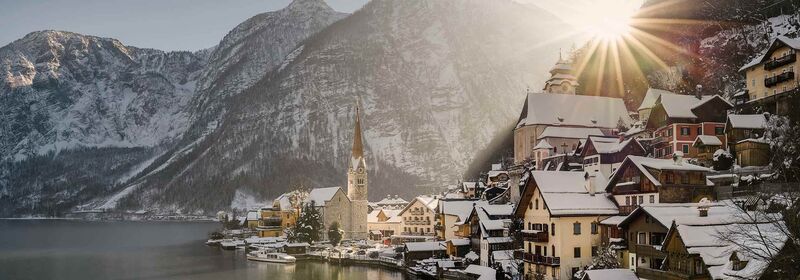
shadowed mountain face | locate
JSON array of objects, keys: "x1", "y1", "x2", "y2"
[{"x1": 0, "y1": 0, "x2": 571, "y2": 216}]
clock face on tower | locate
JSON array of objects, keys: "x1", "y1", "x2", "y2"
[{"x1": 358, "y1": 167, "x2": 363, "y2": 173}]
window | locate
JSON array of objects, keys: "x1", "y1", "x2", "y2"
[
  {"x1": 544, "y1": 246, "x2": 548, "y2": 256},
  {"x1": 591, "y1": 223, "x2": 598, "y2": 234},
  {"x1": 551, "y1": 223, "x2": 556, "y2": 236},
  {"x1": 551, "y1": 245, "x2": 555, "y2": 257},
  {"x1": 649, "y1": 195, "x2": 655, "y2": 204},
  {"x1": 715, "y1": 127, "x2": 724, "y2": 135},
  {"x1": 696, "y1": 127, "x2": 702, "y2": 135},
  {"x1": 638, "y1": 232, "x2": 647, "y2": 244},
  {"x1": 666, "y1": 173, "x2": 674, "y2": 184},
  {"x1": 626, "y1": 196, "x2": 631, "y2": 206},
  {"x1": 573, "y1": 222, "x2": 581, "y2": 235},
  {"x1": 535, "y1": 199, "x2": 539, "y2": 209},
  {"x1": 682, "y1": 144, "x2": 689, "y2": 154},
  {"x1": 680, "y1": 127, "x2": 690, "y2": 135},
  {"x1": 527, "y1": 222, "x2": 531, "y2": 230},
  {"x1": 632, "y1": 196, "x2": 638, "y2": 206},
  {"x1": 668, "y1": 129, "x2": 673, "y2": 136},
  {"x1": 752, "y1": 79, "x2": 756, "y2": 86},
  {"x1": 529, "y1": 202, "x2": 532, "y2": 210},
  {"x1": 695, "y1": 259, "x2": 704, "y2": 275},
  {"x1": 681, "y1": 173, "x2": 690, "y2": 184},
  {"x1": 591, "y1": 246, "x2": 598, "y2": 257},
  {"x1": 573, "y1": 247, "x2": 581, "y2": 258}
]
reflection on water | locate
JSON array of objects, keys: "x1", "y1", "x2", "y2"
[{"x1": 0, "y1": 220, "x2": 407, "y2": 280}]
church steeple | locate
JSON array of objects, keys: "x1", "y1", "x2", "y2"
[{"x1": 347, "y1": 101, "x2": 368, "y2": 201}]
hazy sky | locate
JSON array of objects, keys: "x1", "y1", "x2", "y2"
[{"x1": 0, "y1": 0, "x2": 369, "y2": 51}]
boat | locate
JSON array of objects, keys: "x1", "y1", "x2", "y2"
[{"x1": 247, "y1": 251, "x2": 297, "y2": 263}]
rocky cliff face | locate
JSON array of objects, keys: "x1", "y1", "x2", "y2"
[
  {"x1": 0, "y1": 0, "x2": 571, "y2": 216},
  {"x1": 122, "y1": 0, "x2": 569, "y2": 212}
]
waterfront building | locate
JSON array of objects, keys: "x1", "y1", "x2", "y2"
[
  {"x1": 465, "y1": 204, "x2": 514, "y2": 267},
  {"x1": 737, "y1": 36, "x2": 800, "y2": 114},
  {"x1": 515, "y1": 171, "x2": 618, "y2": 280},
  {"x1": 437, "y1": 199, "x2": 483, "y2": 241},
  {"x1": 398, "y1": 196, "x2": 439, "y2": 238},
  {"x1": 245, "y1": 211, "x2": 260, "y2": 229},
  {"x1": 604, "y1": 155, "x2": 714, "y2": 215},
  {"x1": 367, "y1": 208, "x2": 401, "y2": 240}
]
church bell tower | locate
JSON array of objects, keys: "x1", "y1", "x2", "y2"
[{"x1": 347, "y1": 102, "x2": 368, "y2": 201}]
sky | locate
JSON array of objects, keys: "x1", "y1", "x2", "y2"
[{"x1": 0, "y1": 0, "x2": 369, "y2": 51}]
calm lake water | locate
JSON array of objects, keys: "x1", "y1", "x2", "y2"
[{"x1": 0, "y1": 219, "x2": 407, "y2": 280}]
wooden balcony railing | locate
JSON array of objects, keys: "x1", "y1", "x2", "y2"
[
  {"x1": 634, "y1": 244, "x2": 666, "y2": 258},
  {"x1": 520, "y1": 252, "x2": 560, "y2": 266},
  {"x1": 765, "y1": 71, "x2": 795, "y2": 87},
  {"x1": 765, "y1": 53, "x2": 796, "y2": 70},
  {"x1": 522, "y1": 231, "x2": 548, "y2": 242}
]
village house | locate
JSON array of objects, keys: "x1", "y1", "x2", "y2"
[
  {"x1": 645, "y1": 92, "x2": 732, "y2": 159},
  {"x1": 580, "y1": 136, "x2": 646, "y2": 179},
  {"x1": 638, "y1": 88, "x2": 676, "y2": 125},
  {"x1": 737, "y1": 36, "x2": 800, "y2": 114},
  {"x1": 580, "y1": 269, "x2": 639, "y2": 280},
  {"x1": 604, "y1": 155, "x2": 714, "y2": 215},
  {"x1": 256, "y1": 197, "x2": 298, "y2": 237},
  {"x1": 244, "y1": 210, "x2": 260, "y2": 230},
  {"x1": 397, "y1": 195, "x2": 439, "y2": 240},
  {"x1": 647, "y1": 201, "x2": 789, "y2": 280},
  {"x1": 533, "y1": 127, "x2": 606, "y2": 170},
  {"x1": 367, "y1": 208, "x2": 401, "y2": 241},
  {"x1": 725, "y1": 114, "x2": 770, "y2": 167},
  {"x1": 513, "y1": 55, "x2": 632, "y2": 164},
  {"x1": 403, "y1": 241, "x2": 447, "y2": 266},
  {"x1": 615, "y1": 202, "x2": 734, "y2": 277},
  {"x1": 515, "y1": 171, "x2": 619, "y2": 280},
  {"x1": 437, "y1": 199, "x2": 484, "y2": 241},
  {"x1": 464, "y1": 204, "x2": 515, "y2": 267},
  {"x1": 692, "y1": 135, "x2": 724, "y2": 167}
]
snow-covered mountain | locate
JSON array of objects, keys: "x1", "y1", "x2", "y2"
[
  {"x1": 0, "y1": 0, "x2": 572, "y2": 216},
  {"x1": 117, "y1": 0, "x2": 570, "y2": 213}
]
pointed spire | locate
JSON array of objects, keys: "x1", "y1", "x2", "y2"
[{"x1": 351, "y1": 100, "x2": 364, "y2": 160}]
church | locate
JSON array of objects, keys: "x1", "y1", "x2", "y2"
[
  {"x1": 305, "y1": 103, "x2": 369, "y2": 240},
  {"x1": 513, "y1": 53, "x2": 633, "y2": 165}
]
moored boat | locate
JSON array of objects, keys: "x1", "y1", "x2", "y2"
[{"x1": 247, "y1": 251, "x2": 297, "y2": 263}]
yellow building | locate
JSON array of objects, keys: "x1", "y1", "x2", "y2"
[
  {"x1": 398, "y1": 196, "x2": 439, "y2": 237},
  {"x1": 514, "y1": 171, "x2": 618, "y2": 280},
  {"x1": 256, "y1": 198, "x2": 299, "y2": 238},
  {"x1": 739, "y1": 36, "x2": 800, "y2": 114}
]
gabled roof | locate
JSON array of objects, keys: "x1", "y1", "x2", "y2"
[
  {"x1": 306, "y1": 187, "x2": 346, "y2": 207},
  {"x1": 516, "y1": 171, "x2": 618, "y2": 217},
  {"x1": 398, "y1": 195, "x2": 439, "y2": 216},
  {"x1": 516, "y1": 92, "x2": 633, "y2": 129},
  {"x1": 440, "y1": 200, "x2": 485, "y2": 225},
  {"x1": 376, "y1": 196, "x2": 409, "y2": 206},
  {"x1": 740, "y1": 35, "x2": 800, "y2": 72},
  {"x1": 693, "y1": 135, "x2": 723, "y2": 147},
  {"x1": 638, "y1": 88, "x2": 676, "y2": 111},
  {"x1": 658, "y1": 94, "x2": 731, "y2": 119},
  {"x1": 368, "y1": 208, "x2": 402, "y2": 223},
  {"x1": 404, "y1": 241, "x2": 446, "y2": 252},
  {"x1": 605, "y1": 156, "x2": 712, "y2": 192},
  {"x1": 582, "y1": 269, "x2": 639, "y2": 280},
  {"x1": 619, "y1": 202, "x2": 735, "y2": 229},
  {"x1": 726, "y1": 114, "x2": 767, "y2": 130},
  {"x1": 580, "y1": 136, "x2": 645, "y2": 157},
  {"x1": 533, "y1": 140, "x2": 553, "y2": 150},
  {"x1": 537, "y1": 126, "x2": 605, "y2": 140}
]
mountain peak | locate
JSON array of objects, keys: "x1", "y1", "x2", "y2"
[{"x1": 285, "y1": 0, "x2": 335, "y2": 12}]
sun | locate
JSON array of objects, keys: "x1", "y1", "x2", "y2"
[{"x1": 574, "y1": 0, "x2": 639, "y2": 41}]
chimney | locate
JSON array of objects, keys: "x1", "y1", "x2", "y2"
[
  {"x1": 673, "y1": 151, "x2": 684, "y2": 166},
  {"x1": 695, "y1": 84, "x2": 703, "y2": 99},
  {"x1": 698, "y1": 197, "x2": 711, "y2": 217},
  {"x1": 585, "y1": 172, "x2": 595, "y2": 196}
]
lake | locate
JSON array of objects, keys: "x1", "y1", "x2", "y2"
[{"x1": 0, "y1": 219, "x2": 408, "y2": 280}]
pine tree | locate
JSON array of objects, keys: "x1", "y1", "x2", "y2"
[
  {"x1": 328, "y1": 222, "x2": 343, "y2": 246},
  {"x1": 291, "y1": 201, "x2": 323, "y2": 243}
]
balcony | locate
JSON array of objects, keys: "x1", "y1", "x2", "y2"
[
  {"x1": 521, "y1": 231, "x2": 548, "y2": 242},
  {"x1": 520, "y1": 252, "x2": 560, "y2": 266},
  {"x1": 405, "y1": 220, "x2": 431, "y2": 225},
  {"x1": 764, "y1": 71, "x2": 795, "y2": 87},
  {"x1": 409, "y1": 209, "x2": 425, "y2": 215},
  {"x1": 764, "y1": 53, "x2": 796, "y2": 70},
  {"x1": 618, "y1": 205, "x2": 638, "y2": 215},
  {"x1": 635, "y1": 244, "x2": 666, "y2": 258},
  {"x1": 259, "y1": 217, "x2": 282, "y2": 227}
]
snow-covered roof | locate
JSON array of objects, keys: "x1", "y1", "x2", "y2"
[
  {"x1": 726, "y1": 114, "x2": 767, "y2": 130},
  {"x1": 404, "y1": 241, "x2": 446, "y2": 252},
  {"x1": 638, "y1": 88, "x2": 675, "y2": 111},
  {"x1": 398, "y1": 195, "x2": 439, "y2": 216},
  {"x1": 670, "y1": 220, "x2": 787, "y2": 280},
  {"x1": 622, "y1": 202, "x2": 738, "y2": 228},
  {"x1": 529, "y1": 171, "x2": 619, "y2": 216},
  {"x1": 538, "y1": 127, "x2": 604, "y2": 140},
  {"x1": 599, "y1": 215, "x2": 627, "y2": 226},
  {"x1": 479, "y1": 204, "x2": 514, "y2": 216},
  {"x1": 448, "y1": 238, "x2": 470, "y2": 246},
  {"x1": 607, "y1": 156, "x2": 712, "y2": 191},
  {"x1": 533, "y1": 140, "x2": 553, "y2": 150},
  {"x1": 492, "y1": 250, "x2": 515, "y2": 261},
  {"x1": 440, "y1": 200, "x2": 485, "y2": 225},
  {"x1": 740, "y1": 36, "x2": 800, "y2": 71},
  {"x1": 583, "y1": 136, "x2": 645, "y2": 156},
  {"x1": 582, "y1": 269, "x2": 639, "y2": 280},
  {"x1": 487, "y1": 170, "x2": 508, "y2": 179},
  {"x1": 694, "y1": 135, "x2": 723, "y2": 147},
  {"x1": 516, "y1": 92, "x2": 633, "y2": 129},
  {"x1": 376, "y1": 196, "x2": 409, "y2": 206},
  {"x1": 273, "y1": 192, "x2": 294, "y2": 211},
  {"x1": 306, "y1": 187, "x2": 344, "y2": 207},
  {"x1": 367, "y1": 209, "x2": 402, "y2": 223},
  {"x1": 464, "y1": 265, "x2": 497, "y2": 280},
  {"x1": 659, "y1": 94, "x2": 725, "y2": 119},
  {"x1": 485, "y1": 236, "x2": 513, "y2": 244}
]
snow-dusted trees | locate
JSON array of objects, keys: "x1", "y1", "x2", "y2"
[
  {"x1": 289, "y1": 202, "x2": 323, "y2": 243},
  {"x1": 573, "y1": 245, "x2": 622, "y2": 279},
  {"x1": 327, "y1": 222, "x2": 343, "y2": 246},
  {"x1": 713, "y1": 149, "x2": 734, "y2": 171},
  {"x1": 765, "y1": 114, "x2": 800, "y2": 181}
]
